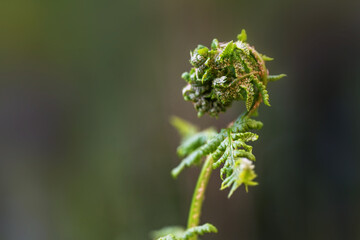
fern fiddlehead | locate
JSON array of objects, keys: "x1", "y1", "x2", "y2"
[
  {"x1": 154, "y1": 30, "x2": 285, "y2": 240},
  {"x1": 182, "y1": 29, "x2": 284, "y2": 117}
]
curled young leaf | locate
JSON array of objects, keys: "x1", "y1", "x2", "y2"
[
  {"x1": 182, "y1": 30, "x2": 285, "y2": 117},
  {"x1": 221, "y1": 158, "x2": 258, "y2": 197},
  {"x1": 159, "y1": 30, "x2": 285, "y2": 240}
]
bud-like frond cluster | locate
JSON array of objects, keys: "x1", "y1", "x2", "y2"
[{"x1": 182, "y1": 30, "x2": 284, "y2": 117}]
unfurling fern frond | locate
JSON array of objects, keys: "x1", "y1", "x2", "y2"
[
  {"x1": 154, "y1": 30, "x2": 285, "y2": 240},
  {"x1": 170, "y1": 118, "x2": 217, "y2": 177},
  {"x1": 172, "y1": 115, "x2": 262, "y2": 196},
  {"x1": 221, "y1": 158, "x2": 258, "y2": 197},
  {"x1": 155, "y1": 223, "x2": 218, "y2": 240},
  {"x1": 181, "y1": 30, "x2": 285, "y2": 117}
]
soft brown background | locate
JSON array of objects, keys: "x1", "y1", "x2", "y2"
[{"x1": 0, "y1": 0, "x2": 359, "y2": 240}]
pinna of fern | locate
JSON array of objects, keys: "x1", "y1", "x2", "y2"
[
  {"x1": 154, "y1": 30, "x2": 285, "y2": 240},
  {"x1": 171, "y1": 114, "x2": 262, "y2": 197}
]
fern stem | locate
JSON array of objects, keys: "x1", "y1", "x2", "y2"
[{"x1": 187, "y1": 155, "x2": 214, "y2": 240}]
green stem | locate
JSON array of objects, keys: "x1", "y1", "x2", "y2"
[{"x1": 186, "y1": 155, "x2": 214, "y2": 240}]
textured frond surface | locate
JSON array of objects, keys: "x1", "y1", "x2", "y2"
[
  {"x1": 182, "y1": 223, "x2": 218, "y2": 239},
  {"x1": 171, "y1": 117, "x2": 217, "y2": 178},
  {"x1": 221, "y1": 158, "x2": 258, "y2": 197},
  {"x1": 172, "y1": 115, "x2": 262, "y2": 196},
  {"x1": 181, "y1": 30, "x2": 285, "y2": 117}
]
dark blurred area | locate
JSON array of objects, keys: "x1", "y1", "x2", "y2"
[{"x1": 0, "y1": 0, "x2": 359, "y2": 239}]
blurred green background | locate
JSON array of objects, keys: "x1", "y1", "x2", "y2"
[{"x1": 0, "y1": 0, "x2": 359, "y2": 240}]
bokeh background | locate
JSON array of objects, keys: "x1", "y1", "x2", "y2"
[{"x1": 0, "y1": 0, "x2": 359, "y2": 240}]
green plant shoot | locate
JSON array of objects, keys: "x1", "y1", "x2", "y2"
[{"x1": 153, "y1": 29, "x2": 285, "y2": 240}]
